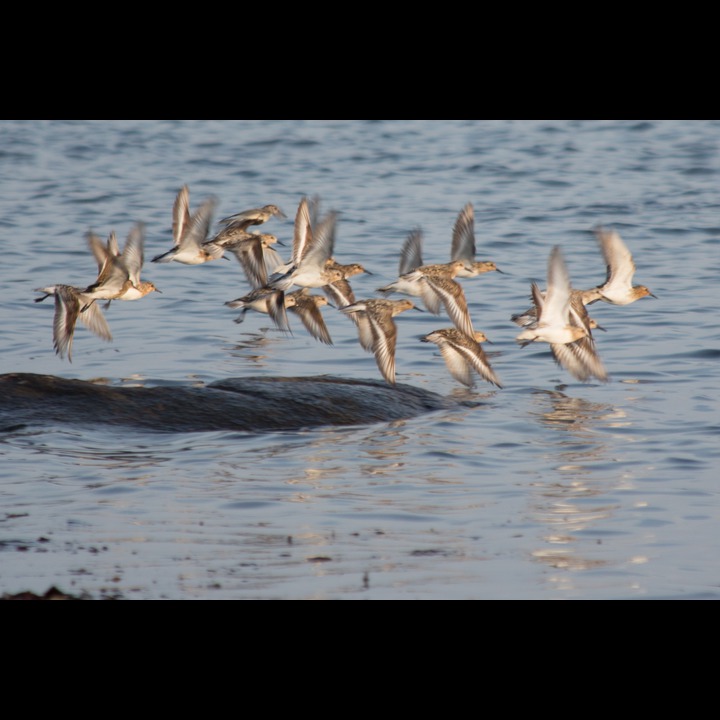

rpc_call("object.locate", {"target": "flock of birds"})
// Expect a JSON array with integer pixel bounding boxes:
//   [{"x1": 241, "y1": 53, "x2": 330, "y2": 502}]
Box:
[{"x1": 34, "y1": 185, "x2": 656, "y2": 388}]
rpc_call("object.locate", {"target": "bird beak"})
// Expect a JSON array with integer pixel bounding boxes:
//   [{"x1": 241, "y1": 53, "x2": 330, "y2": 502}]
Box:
[
  {"x1": 413, "y1": 306, "x2": 425, "y2": 312},
  {"x1": 494, "y1": 267, "x2": 507, "y2": 274}
]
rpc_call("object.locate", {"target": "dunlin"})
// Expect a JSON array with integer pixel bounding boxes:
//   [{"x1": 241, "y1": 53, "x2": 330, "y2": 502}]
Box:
[
  {"x1": 588, "y1": 226, "x2": 656, "y2": 305},
  {"x1": 377, "y1": 228, "x2": 469, "y2": 315},
  {"x1": 516, "y1": 246, "x2": 607, "y2": 382},
  {"x1": 225, "y1": 286, "x2": 292, "y2": 333},
  {"x1": 516, "y1": 247, "x2": 589, "y2": 347},
  {"x1": 341, "y1": 298, "x2": 416, "y2": 385},
  {"x1": 267, "y1": 197, "x2": 344, "y2": 290},
  {"x1": 80, "y1": 228, "x2": 139, "y2": 307},
  {"x1": 287, "y1": 288, "x2": 334, "y2": 345},
  {"x1": 96, "y1": 223, "x2": 160, "y2": 306},
  {"x1": 152, "y1": 185, "x2": 222, "y2": 264},
  {"x1": 511, "y1": 288, "x2": 605, "y2": 332},
  {"x1": 218, "y1": 204, "x2": 287, "y2": 230},
  {"x1": 210, "y1": 223, "x2": 282, "y2": 289},
  {"x1": 34, "y1": 284, "x2": 112, "y2": 362},
  {"x1": 322, "y1": 258, "x2": 370, "y2": 320},
  {"x1": 423, "y1": 274, "x2": 475, "y2": 337},
  {"x1": 450, "y1": 203, "x2": 503, "y2": 277},
  {"x1": 422, "y1": 327, "x2": 503, "y2": 388},
  {"x1": 34, "y1": 223, "x2": 156, "y2": 360}
]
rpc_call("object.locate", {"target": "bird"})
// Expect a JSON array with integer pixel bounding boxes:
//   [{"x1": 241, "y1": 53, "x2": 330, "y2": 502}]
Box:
[
  {"x1": 511, "y1": 288, "x2": 605, "y2": 332},
  {"x1": 421, "y1": 274, "x2": 476, "y2": 337},
  {"x1": 322, "y1": 258, "x2": 371, "y2": 321},
  {"x1": 34, "y1": 284, "x2": 112, "y2": 361},
  {"x1": 34, "y1": 223, "x2": 158, "y2": 361},
  {"x1": 225, "y1": 285, "x2": 333, "y2": 345},
  {"x1": 422, "y1": 327, "x2": 503, "y2": 389},
  {"x1": 376, "y1": 228, "x2": 469, "y2": 315},
  {"x1": 516, "y1": 247, "x2": 590, "y2": 347},
  {"x1": 79, "y1": 228, "x2": 140, "y2": 308},
  {"x1": 586, "y1": 226, "x2": 656, "y2": 305},
  {"x1": 209, "y1": 222, "x2": 282, "y2": 289},
  {"x1": 94, "y1": 223, "x2": 160, "y2": 307},
  {"x1": 286, "y1": 288, "x2": 334, "y2": 345},
  {"x1": 516, "y1": 245, "x2": 607, "y2": 382},
  {"x1": 217, "y1": 204, "x2": 287, "y2": 230},
  {"x1": 152, "y1": 185, "x2": 222, "y2": 264},
  {"x1": 449, "y1": 203, "x2": 503, "y2": 278},
  {"x1": 325, "y1": 258, "x2": 370, "y2": 283},
  {"x1": 341, "y1": 298, "x2": 417, "y2": 385},
  {"x1": 225, "y1": 286, "x2": 293, "y2": 333},
  {"x1": 267, "y1": 197, "x2": 344, "y2": 290},
  {"x1": 511, "y1": 226, "x2": 654, "y2": 330}
]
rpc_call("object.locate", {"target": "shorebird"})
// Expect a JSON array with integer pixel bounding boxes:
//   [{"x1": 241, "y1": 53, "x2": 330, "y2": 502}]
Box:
[
  {"x1": 422, "y1": 327, "x2": 503, "y2": 389},
  {"x1": 341, "y1": 298, "x2": 417, "y2": 385},
  {"x1": 450, "y1": 203, "x2": 503, "y2": 278},
  {"x1": 218, "y1": 204, "x2": 287, "y2": 230},
  {"x1": 322, "y1": 258, "x2": 371, "y2": 321},
  {"x1": 94, "y1": 223, "x2": 160, "y2": 307},
  {"x1": 152, "y1": 185, "x2": 222, "y2": 264},
  {"x1": 225, "y1": 286, "x2": 293, "y2": 333},
  {"x1": 511, "y1": 226, "x2": 653, "y2": 330},
  {"x1": 267, "y1": 197, "x2": 344, "y2": 290},
  {"x1": 587, "y1": 226, "x2": 656, "y2": 305},
  {"x1": 377, "y1": 228, "x2": 477, "y2": 335},
  {"x1": 34, "y1": 223, "x2": 157, "y2": 360},
  {"x1": 377, "y1": 228, "x2": 469, "y2": 314},
  {"x1": 422, "y1": 274, "x2": 475, "y2": 337},
  {"x1": 80, "y1": 229, "x2": 138, "y2": 308},
  {"x1": 225, "y1": 285, "x2": 332, "y2": 344},
  {"x1": 34, "y1": 284, "x2": 113, "y2": 361},
  {"x1": 516, "y1": 245, "x2": 607, "y2": 382},
  {"x1": 511, "y1": 289, "x2": 605, "y2": 332},
  {"x1": 209, "y1": 222, "x2": 283, "y2": 289},
  {"x1": 286, "y1": 288, "x2": 334, "y2": 345}
]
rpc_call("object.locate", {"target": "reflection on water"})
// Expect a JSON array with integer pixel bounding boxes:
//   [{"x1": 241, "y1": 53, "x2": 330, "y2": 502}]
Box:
[
  {"x1": 358, "y1": 421, "x2": 411, "y2": 478},
  {"x1": 2, "y1": 428, "x2": 168, "y2": 472},
  {"x1": 527, "y1": 389, "x2": 622, "y2": 578},
  {"x1": 225, "y1": 332, "x2": 275, "y2": 366}
]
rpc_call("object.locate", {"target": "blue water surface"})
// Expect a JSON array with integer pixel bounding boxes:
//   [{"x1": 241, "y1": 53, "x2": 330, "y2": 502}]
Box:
[{"x1": 1, "y1": 120, "x2": 718, "y2": 599}]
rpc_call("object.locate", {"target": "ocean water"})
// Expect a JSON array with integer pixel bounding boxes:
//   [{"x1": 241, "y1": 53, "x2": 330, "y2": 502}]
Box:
[{"x1": 1, "y1": 119, "x2": 719, "y2": 600}]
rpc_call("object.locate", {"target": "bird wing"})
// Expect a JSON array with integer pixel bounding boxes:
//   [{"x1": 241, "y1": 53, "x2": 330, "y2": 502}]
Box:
[{"x1": 450, "y1": 203, "x2": 475, "y2": 264}]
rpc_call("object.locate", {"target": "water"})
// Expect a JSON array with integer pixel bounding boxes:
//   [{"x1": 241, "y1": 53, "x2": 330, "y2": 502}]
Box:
[{"x1": 1, "y1": 119, "x2": 719, "y2": 599}]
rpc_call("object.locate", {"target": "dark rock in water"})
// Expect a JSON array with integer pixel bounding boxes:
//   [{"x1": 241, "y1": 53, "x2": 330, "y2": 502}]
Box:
[{"x1": 0, "y1": 373, "x2": 460, "y2": 433}]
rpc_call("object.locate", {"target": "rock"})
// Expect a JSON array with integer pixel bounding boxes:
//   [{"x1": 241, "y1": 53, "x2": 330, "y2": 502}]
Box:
[{"x1": 0, "y1": 373, "x2": 461, "y2": 433}]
